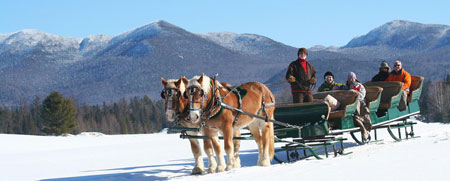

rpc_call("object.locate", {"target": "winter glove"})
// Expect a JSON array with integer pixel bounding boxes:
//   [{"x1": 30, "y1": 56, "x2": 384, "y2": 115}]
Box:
[
  {"x1": 309, "y1": 77, "x2": 317, "y2": 84},
  {"x1": 288, "y1": 75, "x2": 296, "y2": 83}
]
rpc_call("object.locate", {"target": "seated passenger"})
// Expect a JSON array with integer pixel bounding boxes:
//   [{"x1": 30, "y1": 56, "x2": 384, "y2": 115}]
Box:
[
  {"x1": 386, "y1": 60, "x2": 411, "y2": 111},
  {"x1": 371, "y1": 61, "x2": 390, "y2": 82},
  {"x1": 318, "y1": 71, "x2": 345, "y2": 92},
  {"x1": 344, "y1": 72, "x2": 366, "y2": 101},
  {"x1": 344, "y1": 72, "x2": 372, "y2": 140}
]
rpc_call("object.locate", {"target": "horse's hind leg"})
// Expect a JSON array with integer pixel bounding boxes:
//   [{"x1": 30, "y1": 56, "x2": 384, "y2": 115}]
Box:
[
  {"x1": 259, "y1": 121, "x2": 273, "y2": 166},
  {"x1": 188, "y1": 135, "x2": 205, "y2": 174},
  {"x1": 233, "y1": 130, "x2": 241, "y2": 168},
  {"x1": 223, "y1": 126, "x2": 236, "y2": 171},
  {"x1": 248, "y1": 120, "x2": 263, "y2": 166}
]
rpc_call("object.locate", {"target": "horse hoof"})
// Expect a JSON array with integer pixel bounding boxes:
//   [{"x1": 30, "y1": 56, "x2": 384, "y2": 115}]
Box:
[
  {"x1": 207, "y1": 168, "x2": 216, "y2": 174},
  {"x1": 259, "y1": 159, "x2": 271, "y2": 166},
  {"x1": 225, "y1": 165, "x2": 234, "y2": 171},
  {"x1": 217, "y1": 165, "x2": 226, "y2": 172},
  {"x1": 208, "y1": 165, "x2": 217, "y2": 174},
  {"x1": 191, "y1": 167, "x2": 204, "y2": 175},
  {"x1": 234, "y1": 158, "x2": 241, "y2": 168}
]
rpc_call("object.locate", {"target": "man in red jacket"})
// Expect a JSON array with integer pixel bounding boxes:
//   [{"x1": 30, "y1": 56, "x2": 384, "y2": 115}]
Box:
[
  {"x1": 386, "y1": 60, "x2": 411, "y2": 111},
  {"x1": 285, "y1": 48, "x2": 317, "y2": 103}
]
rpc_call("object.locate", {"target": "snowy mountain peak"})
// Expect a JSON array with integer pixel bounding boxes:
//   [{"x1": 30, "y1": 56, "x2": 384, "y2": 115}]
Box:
[
  {"x1": 198, "y1": 32, "x2": 281, "y2": 55},
  {"x1": 344, "y1": 20, "x2": 450, "y2": 50},
  {"x1": 201, "y1": 32, "x2": 273, "y2": 43},
  {"x1": 109, "y1": 20, "x2": 165, "y2": 45},
  {"x1": 1, "y1": 29, "x2": 82, "y2": 54},
  {"x1": 79, "y1": 34, "x2": 113, "y2": 54},
  {"x1": 0, "y1": 33, "x2": 12, "y2": 42},
  {"x1": 388, "y1": 20, "x2": 415, "y2": 27}
]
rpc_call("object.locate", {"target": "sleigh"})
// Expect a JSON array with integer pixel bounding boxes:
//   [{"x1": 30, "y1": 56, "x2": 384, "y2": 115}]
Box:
[
  {"x1": 166, "y1": 75, "x2": 424, "y2": 165},
  {"x1": 270, "y1": 76, "x2": 423, "y2": 162}
]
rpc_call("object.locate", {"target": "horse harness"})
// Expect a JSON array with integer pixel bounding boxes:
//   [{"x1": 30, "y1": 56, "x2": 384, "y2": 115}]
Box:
[
  {"x1": 161, "y1": 87, "x2": 181, "y2": 113},
  {"x1": 161, "y1": 87, "x2": 190, "y2": 127},
  {"x1": 186, "y1": 78, "x2": 276, "y2": 129}
]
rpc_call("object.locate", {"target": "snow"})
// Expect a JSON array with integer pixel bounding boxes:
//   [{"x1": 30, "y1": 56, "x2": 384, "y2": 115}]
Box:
[
  {"x1": 1, "y1": 29, "x2": 82, "y2": 53},
  {"x1": 1, "y1": 118, "x2": 449, "y2": 181},
  {"x1": 0, "y1": 33, "x2": 12, "y2": 42},
  {"x1": 79, "y1": 34, "x2": 112, "y2": 55},
  {"x1": 108, "y1": 20, "x2": 163, "y2": 46},
  {"x1": 199, "y1": 32, "x2": 274, "y2": 55}
]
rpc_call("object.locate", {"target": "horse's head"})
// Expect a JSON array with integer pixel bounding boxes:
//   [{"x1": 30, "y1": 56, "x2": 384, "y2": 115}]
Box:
[
  {"x1": 161, "y1": 77, "x2": 186, "y2": 122},
  {"x1": 185, "y1": 73, "x2": 213, "y2": 123}
]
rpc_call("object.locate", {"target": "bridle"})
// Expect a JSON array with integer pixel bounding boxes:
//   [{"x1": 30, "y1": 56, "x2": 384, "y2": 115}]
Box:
[
  {"x1": 185, "y1": 78, "x2": 222, "y2": 124},
  {"x1": 161, "y1": 87, "x2": 181, "y2": 113}
]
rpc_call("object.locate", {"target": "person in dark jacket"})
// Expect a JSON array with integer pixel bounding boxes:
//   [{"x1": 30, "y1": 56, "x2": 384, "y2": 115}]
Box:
[
  {"x1": 286, "y1": 48, "x2": 317, "y2": 103},
  {"x1": 318, "y1": 71, "x2": 345, "y2": 92},
  {"x1": 371, "y1": 61, "x2": 390, "y2": 82}
]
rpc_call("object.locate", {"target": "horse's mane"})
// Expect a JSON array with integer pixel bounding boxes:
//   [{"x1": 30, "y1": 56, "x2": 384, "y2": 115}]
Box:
[
  {"x1": 188, "y1": 75, "x2": 223, "y2": 94},
  {"x1": 166, "y1": 79, "x2": 186, "y2": 93}
]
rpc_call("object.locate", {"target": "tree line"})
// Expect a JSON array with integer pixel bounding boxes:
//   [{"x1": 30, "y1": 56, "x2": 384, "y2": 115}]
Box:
[
  {"x1": 0, "y1": 75, "x2": 448, "y2": 136},
  {"x1": 0, "y1": 91, "x2": 168, "y2": 135},
  {"x1": 418, "y1": 75, "x2": 450, "y2": 123}
]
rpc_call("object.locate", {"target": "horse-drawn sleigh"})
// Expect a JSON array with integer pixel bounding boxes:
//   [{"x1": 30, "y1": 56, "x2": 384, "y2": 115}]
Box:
[{"x1": 161, "y1": 73, "x2": 424, "y2": 174}]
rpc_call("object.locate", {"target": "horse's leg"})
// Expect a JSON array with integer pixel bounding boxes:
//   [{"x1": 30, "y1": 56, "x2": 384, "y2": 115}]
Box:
[
  {"x1": 223, "y1": 125, "x2": 236, "y2": 171},
  {"x1": 247, "y1": 120, "x2": 263, "y2": 166},
  {"x1": 187, "y1": 131, "x2": 205, "y2": 174},
  {"x1": 233, "y1": 130, "x2": 241, "y2": 168},
  {"x1": 202, "y1": 137, "x2": 217, "y2": 173},
  {"x1": 210, "y1": 135, "x2": 226, "y2": 172},
  {"x1": 259, "y1": 121, "x2": 273, "y2": 166}
]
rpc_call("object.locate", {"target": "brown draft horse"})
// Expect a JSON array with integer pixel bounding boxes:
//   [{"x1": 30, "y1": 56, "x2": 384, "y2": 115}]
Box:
[
  {"x1": 184, "y1": 73, "x2": 275, "y2": 170},
  {"x1": 161, "y1": 77, "x2": 240, "y2": 174}
]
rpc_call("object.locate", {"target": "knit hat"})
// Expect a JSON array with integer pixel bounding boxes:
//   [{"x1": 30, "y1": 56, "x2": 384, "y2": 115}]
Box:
[
  {"x1": 324, "y1": 71, "x2": 334, "y2": 79},
  {"x1": 380, "y1": 61, "x2": 390, "y2": 70},
  {"x1": 348, "y1": 72, "x2": 357, "y2": 79}
]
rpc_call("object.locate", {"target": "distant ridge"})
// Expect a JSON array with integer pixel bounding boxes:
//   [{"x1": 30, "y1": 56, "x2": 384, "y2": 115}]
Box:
[
  {"x1": 0, "y1": 20, "x2": 449, "y2": 105},
  {"x1": 344, "y1": 20, "x2": 450, "y2": 50}
]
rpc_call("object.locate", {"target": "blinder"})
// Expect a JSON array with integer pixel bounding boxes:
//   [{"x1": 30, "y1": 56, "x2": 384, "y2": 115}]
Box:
[
  {"x1": 161, "y1": 88, "x2": 180, "y2": 99},
  {"x1": 160, "y1": 89, "x2": 166, "y2": 99},
  {"x1": 187, "y1": 85, "x2": 204, "y2": 98},
  {"x1": 183, "y1": 91, "x2": 188, "y2": 99}
]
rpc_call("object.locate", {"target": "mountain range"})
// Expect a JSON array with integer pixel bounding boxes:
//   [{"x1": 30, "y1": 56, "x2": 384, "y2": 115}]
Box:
[{"x1": 0, "y1": 20, "x2": 449, "y2": 105}]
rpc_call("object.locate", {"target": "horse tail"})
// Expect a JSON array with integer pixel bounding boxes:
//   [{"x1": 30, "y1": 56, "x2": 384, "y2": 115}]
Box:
[{"x1": 262, "y1": 83, "x2": 276, "y2": 160}]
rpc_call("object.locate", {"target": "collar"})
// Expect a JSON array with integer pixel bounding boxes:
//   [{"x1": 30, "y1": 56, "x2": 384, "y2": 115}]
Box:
[
  {"x1": 298, "y1": 58, "x2": 307, "y2": 62},
  {"x1": 324, "y1": 81, "x2": 334, "y2": 86}
]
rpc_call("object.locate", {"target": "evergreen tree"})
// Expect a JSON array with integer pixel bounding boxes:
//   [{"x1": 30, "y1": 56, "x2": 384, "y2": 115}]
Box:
[
  {"x1": 31, "y1": 96, "x2": 42, "y2": 135},
  {"x1": 446, "y1": 74, "x2": 450, "y2": 85},
  {"x1": 40, "y1": 91, "x2": 77, "y2": 135}
]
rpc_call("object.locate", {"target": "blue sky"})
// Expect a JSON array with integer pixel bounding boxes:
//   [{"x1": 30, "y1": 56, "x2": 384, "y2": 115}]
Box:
[{"x1": 1, "y1": 0, "x2": 449, "y2": 48}]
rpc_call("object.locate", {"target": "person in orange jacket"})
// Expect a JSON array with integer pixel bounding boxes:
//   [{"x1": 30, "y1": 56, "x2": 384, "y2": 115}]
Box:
[{"x1": 386, "y1": 60, "x2": 411, "y2": 111}]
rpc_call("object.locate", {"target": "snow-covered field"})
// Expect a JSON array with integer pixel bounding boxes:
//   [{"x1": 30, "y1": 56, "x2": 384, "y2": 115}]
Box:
[{"x1": 1, "y1": 118, "x2": 449, "y2": 181}]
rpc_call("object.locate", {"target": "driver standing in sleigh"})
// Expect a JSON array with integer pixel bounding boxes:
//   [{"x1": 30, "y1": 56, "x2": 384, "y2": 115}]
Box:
[{"x1": 285, "y1": 48, "x2": 317, "y2": 103}]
